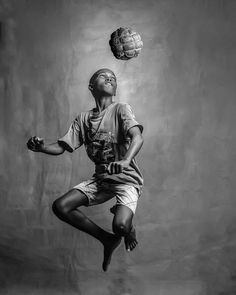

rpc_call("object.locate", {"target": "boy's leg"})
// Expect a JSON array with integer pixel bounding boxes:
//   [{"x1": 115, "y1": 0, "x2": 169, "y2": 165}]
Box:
[
  {"x1": 52, "y1": 189, "x2": 121, "y2": 271},
  {"x1": 112, "y1": 205, "x2": 138, "y2": 251}
]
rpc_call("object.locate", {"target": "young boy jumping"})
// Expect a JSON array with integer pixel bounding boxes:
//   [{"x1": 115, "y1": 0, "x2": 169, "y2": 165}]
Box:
[{"x1": 27, "y1": 68, "x2": 144, "y2": 271}]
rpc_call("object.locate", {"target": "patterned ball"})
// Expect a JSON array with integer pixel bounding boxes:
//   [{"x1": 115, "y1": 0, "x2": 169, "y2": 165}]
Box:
[{"x1": 109, "y1": 27, "x2": 143, "y2": 60}]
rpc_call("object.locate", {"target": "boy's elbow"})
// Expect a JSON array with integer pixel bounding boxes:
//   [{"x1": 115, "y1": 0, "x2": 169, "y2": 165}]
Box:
[
  {"x1": 57, "y1": 141, "x2": 72, "y2": 153},
  {"x1": 59, "y1": 147, "x2": 66, "y2": 154}
]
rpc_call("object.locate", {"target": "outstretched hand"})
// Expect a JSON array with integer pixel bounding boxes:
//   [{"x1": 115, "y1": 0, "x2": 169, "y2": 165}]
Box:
[
  {"x1": 27, "y1": 136, "x2": 44, "y2": 152},
  {"x1": 107, "y1": 160, "x2": 130, "y2": 174}
]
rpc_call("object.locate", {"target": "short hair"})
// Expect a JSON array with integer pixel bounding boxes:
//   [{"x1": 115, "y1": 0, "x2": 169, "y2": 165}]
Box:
[{"x1": 89, "y1": 68, "x2": 116, "y2": 87}]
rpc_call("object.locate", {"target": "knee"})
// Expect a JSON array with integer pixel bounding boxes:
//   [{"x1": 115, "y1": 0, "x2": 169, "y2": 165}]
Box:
[
  {"x1": 52, "y1": 199, "x2": 68, "y2": 219},
  {"x1": 113, "y1": 221, "x2": 130, "y2": 236}
]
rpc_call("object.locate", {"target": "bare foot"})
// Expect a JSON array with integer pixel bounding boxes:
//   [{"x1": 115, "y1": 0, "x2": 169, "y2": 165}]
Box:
[
  {"x1": 109, "y1": 205, "x2": 138, "y2": 252},
  {"x1": 124, "y1": 225, "x2": 138, "y2": 251},
  {"x1": 102, "y1": 234, "x2": 121, "y2": 272}
]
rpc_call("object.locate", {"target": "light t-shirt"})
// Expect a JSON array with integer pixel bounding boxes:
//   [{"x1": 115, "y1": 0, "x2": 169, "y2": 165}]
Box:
[{"x1": 58, "y1": 102, "x2": 143, "y2": 188}]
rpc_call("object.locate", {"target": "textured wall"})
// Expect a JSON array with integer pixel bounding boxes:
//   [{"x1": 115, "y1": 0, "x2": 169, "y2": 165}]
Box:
[{"x1": 1, "y1": 0, "x2": 236, "y2": 294}]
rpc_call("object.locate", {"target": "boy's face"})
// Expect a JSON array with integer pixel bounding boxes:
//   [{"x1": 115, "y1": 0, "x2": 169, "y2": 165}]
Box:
[{"x1": 89, "y1": 69, "x2": 117, "y2": 96}]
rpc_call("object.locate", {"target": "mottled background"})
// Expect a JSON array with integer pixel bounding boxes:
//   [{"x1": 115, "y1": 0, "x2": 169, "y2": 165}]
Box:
[{"x1": 1, "y1": 0, "x2": 236, "y2": 294}]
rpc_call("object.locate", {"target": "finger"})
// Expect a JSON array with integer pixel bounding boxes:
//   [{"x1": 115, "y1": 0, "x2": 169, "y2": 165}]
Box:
[
  {"x1": 27, "y1": 139, "x2": 34, "y2": 149},
  {"x1": 34, "y1": 137, "x2": 41, "y2": 144},
  {"x1": 32, "y1": 136, "x2": 44, "y2": 148},
  {"x1": 111, "y1": 163, "x2": 116, "y2": 174},
  {"x1": 35, "y1": 137, "x2": 43, "y2": 146},
  {"x1": 27, "y1": 136, "x2": 39, "y2": 150},
  {"x1": 114, "y1": 163, "x2": 119, "y2": 174},
  {"x1": 27, "y1": 141, "x2": 33, "y2": 148},
  {"x1": 31, "y1": 136, "x2": 38, "y2": 145},
  {"x1": 27, "y1": 137, "x2": 34, "y2": 144},
  {"x1": 28, "y1": 140, "x2": 36, "y2": 149},
  {"x1": 107, "y1": 163, "x2": 112, "y2": 175},
  {"x1": 27, "y1": 143, "x2": 36, "y2": 151},
  {"x1": 26, "y1": 139, "x2": 31, "y2": 148}
]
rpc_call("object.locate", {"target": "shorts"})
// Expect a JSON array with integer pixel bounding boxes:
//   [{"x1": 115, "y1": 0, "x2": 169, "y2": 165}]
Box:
[{"x1": 73, "y1": 178, "x2": 141, "y2": 214}]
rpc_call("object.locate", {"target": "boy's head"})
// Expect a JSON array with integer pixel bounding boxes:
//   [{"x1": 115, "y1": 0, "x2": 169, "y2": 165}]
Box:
[{"x1": 88, "y1": 68, "x2": 117, "y2": 97}]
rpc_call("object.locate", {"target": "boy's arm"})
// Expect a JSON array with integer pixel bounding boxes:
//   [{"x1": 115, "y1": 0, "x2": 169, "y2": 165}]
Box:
[
  {"x1": 122, "y1": 126, "x2": 143, "y2": 164},
  {"x1": 108, "y1": 126, "x2": 143, "y2": 174},
  {"x1": 27, "y1": 136, "x2": 65, "y2": 155},
  {"x1": 42, "y1": 141, "x2": 65, "y2": 155}
]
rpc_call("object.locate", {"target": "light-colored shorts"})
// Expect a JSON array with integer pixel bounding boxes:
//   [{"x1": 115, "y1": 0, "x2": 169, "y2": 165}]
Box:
[{"x1": 73, "y1": 178, "x2": 141, "y2": 214}]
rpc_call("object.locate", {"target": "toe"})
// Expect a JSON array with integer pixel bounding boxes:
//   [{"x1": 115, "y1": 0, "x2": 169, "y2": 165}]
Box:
[{"x1": 131, "y1": 241, "x2": 137, "y2": 251}]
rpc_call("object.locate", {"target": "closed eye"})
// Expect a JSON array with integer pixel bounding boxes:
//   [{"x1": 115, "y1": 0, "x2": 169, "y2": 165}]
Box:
[{"x1": 98, "y1": 74, "x2": 116, "y2": 81}]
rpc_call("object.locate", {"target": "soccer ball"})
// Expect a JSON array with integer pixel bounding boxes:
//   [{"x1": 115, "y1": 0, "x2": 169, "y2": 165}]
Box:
[{"x1": 109, "y1": 27, "x2": 143, "y2": 60}]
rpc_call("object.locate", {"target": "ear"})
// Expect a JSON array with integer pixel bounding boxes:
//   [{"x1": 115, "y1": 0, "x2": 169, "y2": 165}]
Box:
[{"x1": 88, "y1": 84, "x2": 93, "y2": 92}]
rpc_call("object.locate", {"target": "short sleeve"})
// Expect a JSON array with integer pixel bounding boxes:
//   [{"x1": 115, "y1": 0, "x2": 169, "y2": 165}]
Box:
[
  {"x1": 58, "y1": 116, "x2": 83, "y2": 153},
  {"x1": 119, "y1": 103, "x2": 143, "y2": 136}
]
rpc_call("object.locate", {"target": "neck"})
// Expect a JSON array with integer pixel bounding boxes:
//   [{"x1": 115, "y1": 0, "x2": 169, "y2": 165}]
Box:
[{"x1": 95, "y1": 96, "x2": 113, "y2": 112}]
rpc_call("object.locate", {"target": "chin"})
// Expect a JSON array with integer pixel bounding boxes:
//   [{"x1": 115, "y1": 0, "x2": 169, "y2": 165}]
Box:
[{"x1": 101, "y1": 88, "x2": 115, "y2": 96}]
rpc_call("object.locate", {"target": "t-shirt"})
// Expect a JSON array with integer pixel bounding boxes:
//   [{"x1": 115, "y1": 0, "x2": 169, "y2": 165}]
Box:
[{"x1": 58, "y1": 102, "x2": 143, "y2": 188}]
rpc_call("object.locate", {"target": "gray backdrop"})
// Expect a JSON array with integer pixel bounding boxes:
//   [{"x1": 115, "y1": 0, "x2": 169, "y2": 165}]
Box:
[{"x1": 1, "y1": 0, "x2": 236, "y2": 294}]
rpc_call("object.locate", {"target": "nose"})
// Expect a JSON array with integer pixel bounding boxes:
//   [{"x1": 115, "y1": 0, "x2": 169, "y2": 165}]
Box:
[{"x1": 105, "y1": 76, "x2": 112, "y2": 82}]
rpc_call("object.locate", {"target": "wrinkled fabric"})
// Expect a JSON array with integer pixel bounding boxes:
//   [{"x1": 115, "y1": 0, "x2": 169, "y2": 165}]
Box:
[{"x1": 58, "y1": 102, "x2": 144, "y2": 187}]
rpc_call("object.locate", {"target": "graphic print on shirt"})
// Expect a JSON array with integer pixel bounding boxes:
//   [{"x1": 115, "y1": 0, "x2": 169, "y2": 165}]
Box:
[
  {"x1": 86, "y1": 131, "x2": 117, "y2": 164},
  {"x1": 57, "y1": 102, "x2": 144, "y2": 186}
]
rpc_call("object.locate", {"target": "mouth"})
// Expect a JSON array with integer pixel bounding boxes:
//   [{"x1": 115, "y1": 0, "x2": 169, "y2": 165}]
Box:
[{"x1": 104, "y1": 83, "x2": 113, "y2": 87}]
